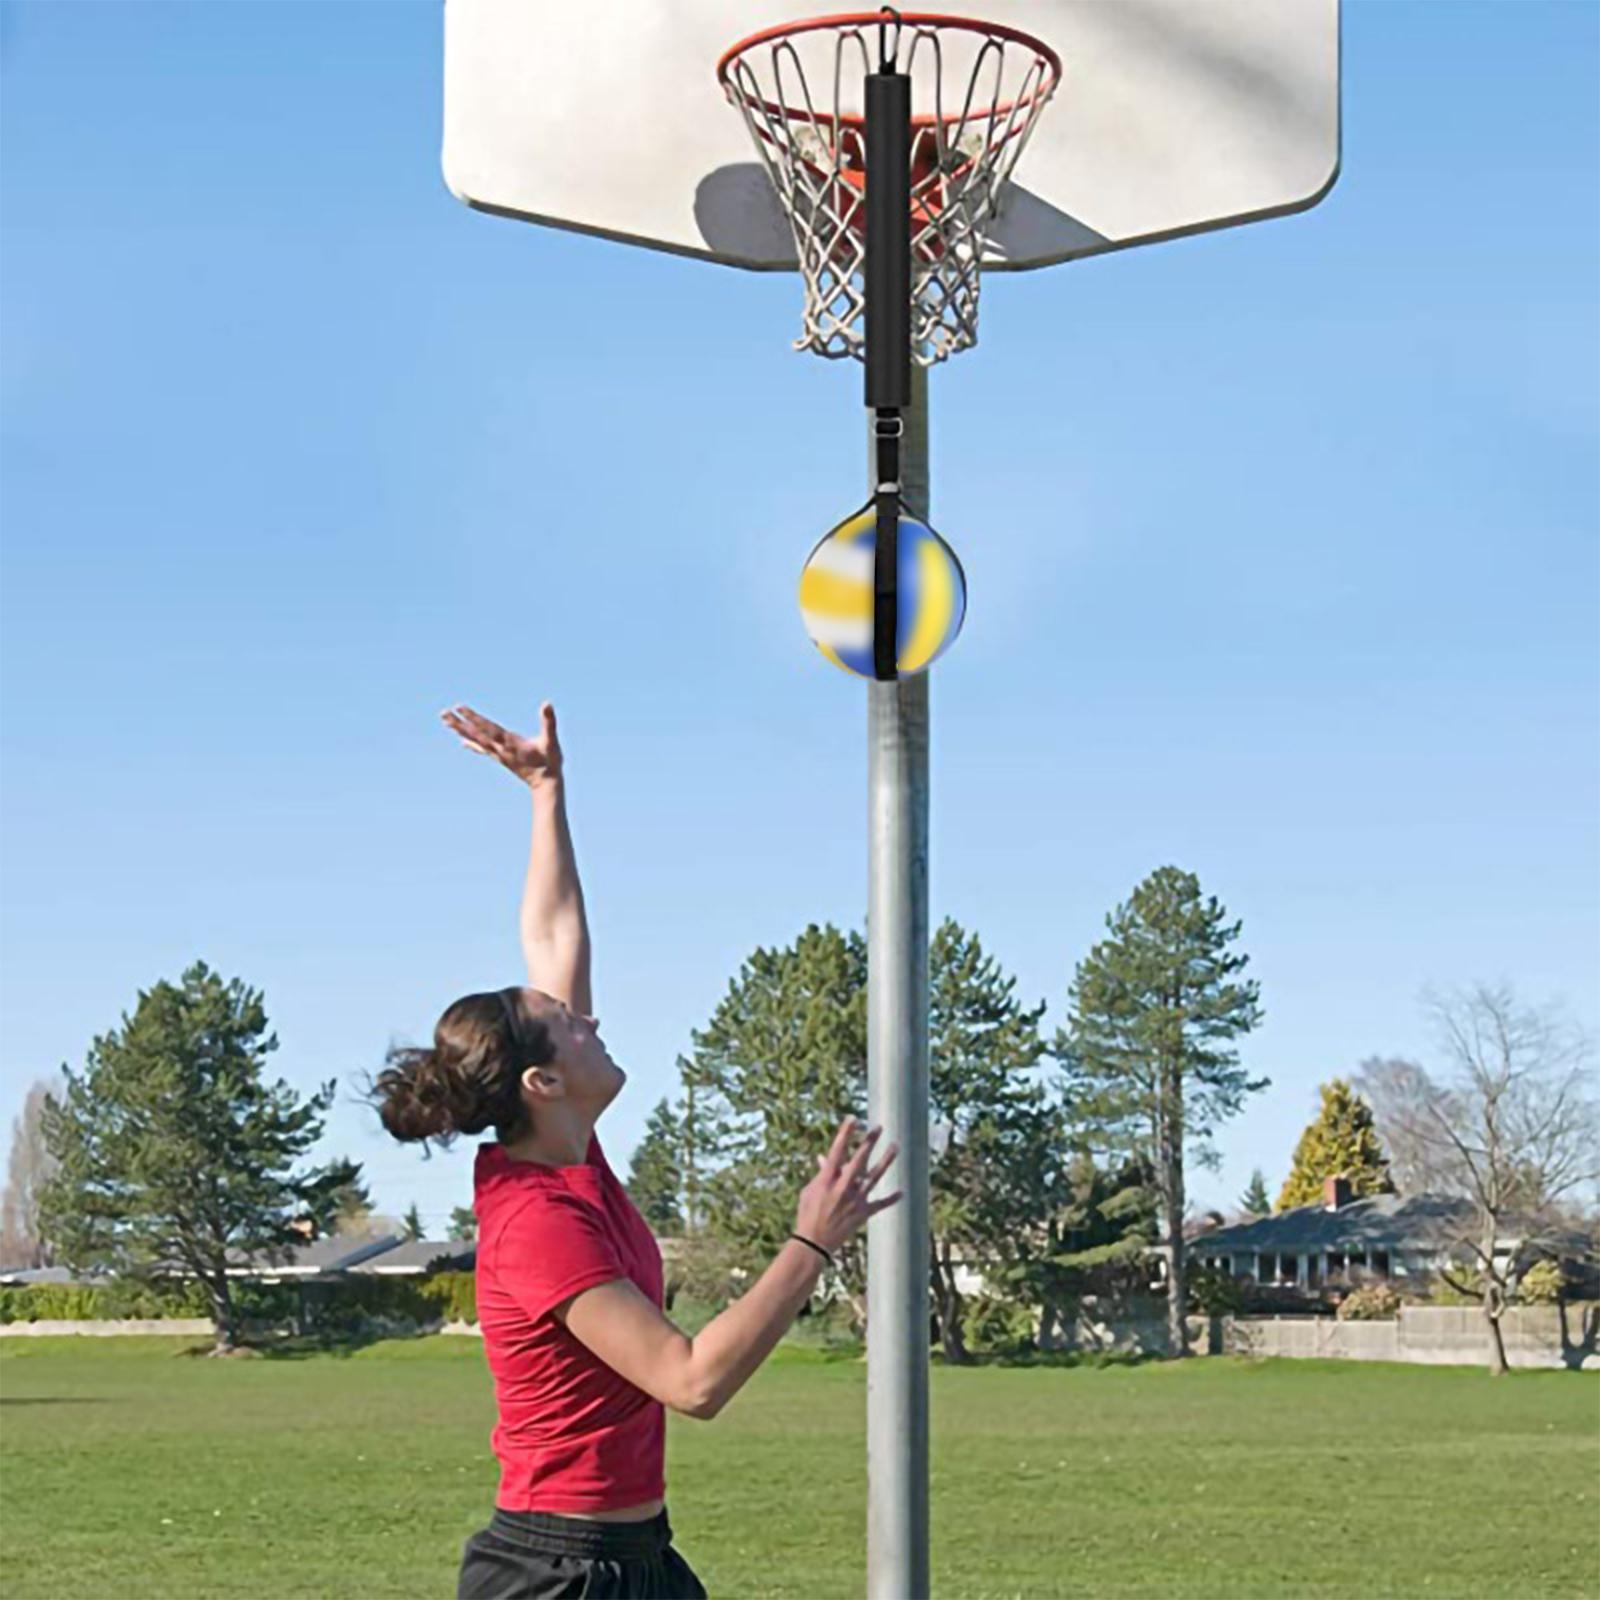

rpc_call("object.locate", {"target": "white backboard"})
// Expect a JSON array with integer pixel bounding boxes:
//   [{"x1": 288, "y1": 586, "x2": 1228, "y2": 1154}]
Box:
[{"x1": 443, "y1": 1, "x2": 1340, "y2": 272}]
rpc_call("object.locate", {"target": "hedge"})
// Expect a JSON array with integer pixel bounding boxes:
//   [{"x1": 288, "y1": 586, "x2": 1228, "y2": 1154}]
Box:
[
  {"x1": 0, "y1": 1279, "x2": 213, "y2": 1323},
  {"x1": 1, "y1": 1270, "x2": 479, "y2": 1328}
]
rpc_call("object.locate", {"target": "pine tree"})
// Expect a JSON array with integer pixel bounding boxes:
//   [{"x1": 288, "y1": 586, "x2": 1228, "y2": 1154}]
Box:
[
  {"x1": 1239, "y1": 1168, "x2": 1271, "y2": 1217},
  {"x1": 1276, "y1": 1079, "x2": 1395, "y2": 1209},
  {"x1": 38, "y1": 962, "x2": 360, "y2": 1351},
  {"x1": 927, "y1": 919, "x2": 1058, "y2": 1363},
  {"x1": 1048, "y1": 1150, "x2": 1160, "y2": 1304},
  {"x1": 627, "y1": 1099, "x2": 686, "y2": 1234},
  {"x1": 402, "y1": 1203, "x2": 425, "y2": 1242},
  {"x1": 1058, "y1": 867, "x2": 1265, "y2": 1356},
  {"x1": 447, "y1": 1205, "x2": 478, "y2": 1242},
  {"x1": 682, "y1": 924, "x2": 868, "y2": 1312}
]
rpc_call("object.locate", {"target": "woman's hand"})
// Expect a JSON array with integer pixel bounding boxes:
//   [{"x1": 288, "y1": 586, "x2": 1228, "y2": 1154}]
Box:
[
  {"x1": 795, "y1": 1115, "x2": 901, "y2": 1255},
  {"x1": 441, "y1": 702, "x2": 563, "y2": 788}
]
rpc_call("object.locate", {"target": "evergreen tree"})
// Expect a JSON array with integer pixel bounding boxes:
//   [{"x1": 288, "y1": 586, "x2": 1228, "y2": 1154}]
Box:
[
  {"x1": 1239, "y1": 1168, "x2": 1271, "y2": 1217},
  {"x1": 1046, "y1": 1150, "x2": 1160, "y2": 1315},
  {"x1": 38, "y1": 962, "x2": 360, "y2": 1351},
  {"x1": 1276, "y1": 1079, "x2": 1395, "y2": 1210},
  {"x1": 402, "y1": 1202, "x2": 425, "y2": 1242},
  {"x1": 1057, "y1": 867, "x2": 1265, "y2": 1356},
  {"x1": 448, "y1": 1205, "x2": 478, "y2": 1242},
  {"x1": 627, "y1": 1098, "x2": 686, "y2": 1234},
  {"x1": 682, "y1": 924, "x2": 868, "y2": 1313},
  {"x1": 927, "y1": 919, "x2": 1058, "y2": 1363}
]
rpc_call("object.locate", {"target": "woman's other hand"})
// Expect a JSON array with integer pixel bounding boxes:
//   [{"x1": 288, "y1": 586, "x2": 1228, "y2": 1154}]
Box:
[
  {"x1": 441, "y1": 701, "x2": 563, "y2": 788},
  {"x1": 795, "y1": 1115, "x2": 901, "y2": 1254}
]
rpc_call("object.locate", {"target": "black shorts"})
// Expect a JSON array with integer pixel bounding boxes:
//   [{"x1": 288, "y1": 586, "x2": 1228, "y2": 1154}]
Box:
[{"x1": 457, "y1": 1507, "x2": 708, "y2": 1600}]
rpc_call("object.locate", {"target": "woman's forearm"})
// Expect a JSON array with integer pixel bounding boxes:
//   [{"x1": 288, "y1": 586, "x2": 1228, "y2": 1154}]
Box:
[
  {"x1": 521, "y1": 777, "x2": 592, "y2": 1014},
  {"x1": 685, "y1": 1240, "x2": 823, "y2": 1418}
]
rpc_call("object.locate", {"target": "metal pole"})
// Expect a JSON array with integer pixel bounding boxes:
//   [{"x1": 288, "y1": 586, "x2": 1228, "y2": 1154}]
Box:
[{"x1": 866, "y1": 360, "x2": 930, "y2": 1600}]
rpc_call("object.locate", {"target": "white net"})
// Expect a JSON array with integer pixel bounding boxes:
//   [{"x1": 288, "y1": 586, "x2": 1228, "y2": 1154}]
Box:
[{"x1": 720, "y1": 14, "x2": 1060, "y2": 364}]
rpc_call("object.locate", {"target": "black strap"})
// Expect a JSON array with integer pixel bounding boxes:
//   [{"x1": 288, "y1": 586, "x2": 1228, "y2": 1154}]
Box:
[
  {"x1": 873, "y1": 487, "x2": 899, "y2": 682},
  {"x1": 872, "y1": 412, "x2": 901, "y2": 681}
]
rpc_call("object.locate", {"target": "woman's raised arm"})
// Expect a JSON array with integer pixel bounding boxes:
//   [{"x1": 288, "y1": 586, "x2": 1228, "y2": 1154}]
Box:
[{"x1": 440, "y1": 701, "x2": 593, "y2": 1015}]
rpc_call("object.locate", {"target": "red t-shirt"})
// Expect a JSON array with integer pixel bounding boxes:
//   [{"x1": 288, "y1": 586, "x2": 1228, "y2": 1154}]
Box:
[{"x1": 473, "y1": 1133, "x2": 666, "y2": 1513}]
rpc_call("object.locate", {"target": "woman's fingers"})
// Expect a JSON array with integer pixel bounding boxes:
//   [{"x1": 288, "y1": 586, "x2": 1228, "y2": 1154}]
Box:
[
  {"x1": 840, "y1": 1125, "x2": 883, "y2": 1187},
  {"x1": 865, "y1": 1192, "x2": 903, "y2": 1217},
  {"x1": 453, "y1": 706, "x2": 511, "y2": 749},
  {"x1": 863, "y1": 1142, "x2": 899, "y2": 1189},
  {"x1": 821, "y1": 1114, "x2": 858, "y2": 1175},
  {"x1": 441, "y1": 708, "x2": 492, "y2": 743}
]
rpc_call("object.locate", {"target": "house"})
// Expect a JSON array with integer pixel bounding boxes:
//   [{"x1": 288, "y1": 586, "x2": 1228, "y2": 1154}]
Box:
[
  {"x1": 1192, "y1": 1176, "x2": 1481, "y2": 1291},
  {"x1": 349, "y1": 1239, "x2": 475, "y2": 1277},
  {"x1": 0, "y1": 1265, "x2": 102, "y2": 1288},
  {"x1": 220, "y1": 1234, "x2": 407, "y2": 1280}
]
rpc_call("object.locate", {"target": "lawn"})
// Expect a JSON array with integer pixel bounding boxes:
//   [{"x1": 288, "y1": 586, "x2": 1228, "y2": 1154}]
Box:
[{"x1": 1, "y1": 1336, "x2": 1595, "y2": 1598}]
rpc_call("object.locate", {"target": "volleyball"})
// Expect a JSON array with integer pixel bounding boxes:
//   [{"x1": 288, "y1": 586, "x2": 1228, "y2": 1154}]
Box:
[{"x1": 798, "y1": 506, "x2": 967, "y2": 678}]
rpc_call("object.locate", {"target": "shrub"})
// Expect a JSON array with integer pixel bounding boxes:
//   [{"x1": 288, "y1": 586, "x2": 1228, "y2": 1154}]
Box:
[
  {"x1": 1187, "y1": 1265, "x2": 1245, "y2": 1315},
  {"x1": 1517, "y1": 1260, "x2": 1565, "y2": 1305},
  {"x1": 0, "y1": 1268, "x2": 483, "y2": 1334},
  {"x1": 964, "y1": 1294, "x2": 1037, "y2": 1356},
  {"x1": 418, "y1": 1270, "x2": 477, "y2": 1324},
  {"x1": 1429, "y1": 1264, "x2": 1483, "y2": 1305},
  {"x1": 1337, "y1": 1284, "x2": 1401, "y2": 1321},
  {"x1": 0, "y1": 1278, "x2": 212, "y2": 1324}
]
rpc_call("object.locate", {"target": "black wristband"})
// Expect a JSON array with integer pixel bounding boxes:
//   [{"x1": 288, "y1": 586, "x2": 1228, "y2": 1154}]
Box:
[{"x1": 789, "y1": 1232, "x2": 834, "y2": 1268}]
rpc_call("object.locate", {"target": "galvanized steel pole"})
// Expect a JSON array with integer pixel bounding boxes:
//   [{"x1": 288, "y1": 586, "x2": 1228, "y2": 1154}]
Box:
[{"x1": 866, "y1": 361, "x2": 930, "y2": 1600}]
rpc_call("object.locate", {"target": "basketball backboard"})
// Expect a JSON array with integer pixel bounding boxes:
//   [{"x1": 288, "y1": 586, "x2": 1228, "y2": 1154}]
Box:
[{"x1": 442, "y1": 1, "x2": 1340, "y2": 273}]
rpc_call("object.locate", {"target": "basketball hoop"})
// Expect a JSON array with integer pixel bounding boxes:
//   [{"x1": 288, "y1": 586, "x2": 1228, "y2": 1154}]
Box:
[{"x1": 718, "y1": 10, "x2": 1061, "y2": 364}]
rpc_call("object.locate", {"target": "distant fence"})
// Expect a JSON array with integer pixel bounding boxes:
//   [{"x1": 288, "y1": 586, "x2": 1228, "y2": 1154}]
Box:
[
  {"x1": 1226, "y1": 1303, "x2": 1599, "y2": 1370},
  {"x1": 1039, "y1": 1297, "x2": 1599, "y2": 1369}
]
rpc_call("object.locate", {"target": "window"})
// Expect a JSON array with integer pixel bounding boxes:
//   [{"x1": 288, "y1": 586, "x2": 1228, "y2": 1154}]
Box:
[
  {"x1": 1280, "y1": 1254, "x2": 1299, "y2": 1284},
  {"x1": 1372, "y1": 1250, "x2": 1390, "y2": 1277},
  {"x1": 1258, "y1": 1253, "x2": 1276, "y2": 1282},
  {"x1": 1327, "y1": 1250, "x2": 1346, "y2": 1279},
  {"x1": 1307, "y1": 1255, "x2": 1322, "y2": 1287}
]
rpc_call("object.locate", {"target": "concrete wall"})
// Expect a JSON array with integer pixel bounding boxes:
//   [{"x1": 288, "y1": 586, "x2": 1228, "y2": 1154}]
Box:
[
  {"x1": 1227, "y1": 1302, "x2": 1600, "y2": 1370},
  {"x1": 1041, "y1": 1297, "x2": 1213, "y2": 1357},
  {"x1": 0, "y1": 1318, "x2": 216, "y2": 1337}
]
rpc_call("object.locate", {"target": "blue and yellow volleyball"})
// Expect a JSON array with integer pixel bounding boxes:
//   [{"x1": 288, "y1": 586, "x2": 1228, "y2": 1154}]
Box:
[{"x1": 798, "y1": 507, "x2": 966, "y2": 678}]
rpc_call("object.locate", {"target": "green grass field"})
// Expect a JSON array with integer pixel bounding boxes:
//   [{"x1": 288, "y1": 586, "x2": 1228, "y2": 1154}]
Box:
[{"x1": 2, "y1": 1336, "x2": 1596, "y2": 1599}]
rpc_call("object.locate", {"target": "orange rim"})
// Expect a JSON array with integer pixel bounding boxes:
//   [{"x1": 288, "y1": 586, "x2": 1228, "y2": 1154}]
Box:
[{"x1": 716, "y1": 10, "x2": 1063, "y2": 131}]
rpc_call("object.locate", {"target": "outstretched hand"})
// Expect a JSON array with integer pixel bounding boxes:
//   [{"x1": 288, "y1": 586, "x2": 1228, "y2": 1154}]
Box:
[
  {"x1": 440, "y1": 702, "x2": 563, "y2": 787},
  {"x1": 794, "y1": 1115, "x2": 900, "y2": 1256}
]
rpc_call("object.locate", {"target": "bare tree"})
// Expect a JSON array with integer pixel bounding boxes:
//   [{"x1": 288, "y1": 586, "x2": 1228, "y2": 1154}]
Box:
[
  {"x1": 1353, "y1": 1055, "x2": 1460, "y2": 1195},
  {"x1": 1377, "y1": 984, "x2": 1597, "y2": 1374},
  {"x1": 0, "y1": 1078, "x2": 63, "y2": 1269}
]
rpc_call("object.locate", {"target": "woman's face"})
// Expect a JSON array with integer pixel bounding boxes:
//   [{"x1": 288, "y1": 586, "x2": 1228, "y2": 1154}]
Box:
[{"x1": 517, "y1": 988, "x2": 625, "y2": 1109}]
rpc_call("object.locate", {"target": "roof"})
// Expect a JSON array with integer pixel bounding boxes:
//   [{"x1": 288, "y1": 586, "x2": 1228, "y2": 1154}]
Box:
[
  {"x1": 0, "y1": 1265, "x2": 101, "y2": 1287},
  {"x1": 1197, "y1": 1194, "x2": 1475, "y2": 1253},
  {"x1": 221, "y1": 1233, "x2": 405, "y2": 1276},
  {"x1": 350, "y1": 1239, "x2": 475, "y2": 1275}
]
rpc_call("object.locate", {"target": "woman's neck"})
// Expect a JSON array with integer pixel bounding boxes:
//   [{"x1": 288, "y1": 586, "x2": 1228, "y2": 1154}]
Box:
[{"x1": 501, "y1": 1118, "x2": 592, "y2": 1169}]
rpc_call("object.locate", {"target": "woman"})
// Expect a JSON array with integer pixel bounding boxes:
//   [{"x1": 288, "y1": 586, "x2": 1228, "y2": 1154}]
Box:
[{"x1": 373, "y1": 701, "x2": 900, "y2": 1600}]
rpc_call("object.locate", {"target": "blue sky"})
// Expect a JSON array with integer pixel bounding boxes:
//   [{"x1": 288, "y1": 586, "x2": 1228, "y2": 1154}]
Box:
[{"x1": 3, "y1": 0, "x2": 1596, "y2": 1236}]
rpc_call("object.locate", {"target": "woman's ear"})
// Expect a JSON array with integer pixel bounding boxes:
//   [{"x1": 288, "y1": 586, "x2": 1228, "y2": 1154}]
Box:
[{"x1": 521, "y1": 1062, "x2": 563, "y2": 1100}]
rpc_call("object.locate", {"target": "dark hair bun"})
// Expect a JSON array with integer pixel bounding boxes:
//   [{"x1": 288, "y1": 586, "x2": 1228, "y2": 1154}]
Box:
[
  {"x1": 370, "y1": 991, "x2": 553, "y2": 1147},
  {"x1": 374, "y1": 1047, "x2": 462, "y2": 1143}
]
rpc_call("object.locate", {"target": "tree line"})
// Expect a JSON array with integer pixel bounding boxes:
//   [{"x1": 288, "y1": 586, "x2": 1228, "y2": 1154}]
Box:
[{"x1": 4, "y1": 865, "x2": 1592, "y2": 1369}]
